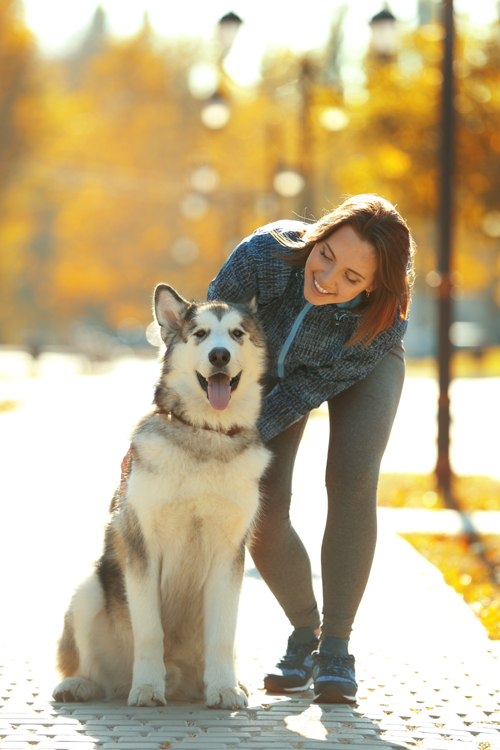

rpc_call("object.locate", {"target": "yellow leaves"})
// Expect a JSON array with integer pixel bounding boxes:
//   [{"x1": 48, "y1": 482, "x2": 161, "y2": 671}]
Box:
[
  {"x1": 378, "y1": 473, "x2": 445, "y2": 510},
  {"x1": 467, "y1": 81, "x2": 492, "y2": 104},
  {"x1": 55, "y1": 259, "x2": 113, "y2": 299},
  {"x1": 419, "y1": 24, "x2": 445, "y2": 43},
  {"x1": 377, "y1": 145, "x2": 412, "y2": 179},
  {"x1": 468, "y1": 173, "x2": 490, "y2": 193},
  {"x1": 378, "y1": 473, "x2": 500, "y2": 512},
  {"x1": 381, "y1": 473, "x2": 500, "y2": 638},
  {"x1": 455, "y1": 249, "x2": 490, "y2": 291},
  {"x1": 0, "y1": 4, "x2": 500, "y2": 341},
  {"x1": 491, "y1": 133, "x2": 500, "y2": 152},
  {"x1": 334, "y1": 155, "x2": 372, "y2": 197},
  {"x1": 421, "y1": 66, "x2": 443, "y2": 87},
  {"x1": 402, "y1": 532, "x2": 500, "y2": 640}
]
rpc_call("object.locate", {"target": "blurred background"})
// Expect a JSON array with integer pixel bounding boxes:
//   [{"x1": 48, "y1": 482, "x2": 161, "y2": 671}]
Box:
[
  {"x1": 1, "y1": 0, "x2": 500, "y2": 645},
  {"x1": 0, "y1": 0, "x2": 499, "y2": 359}
]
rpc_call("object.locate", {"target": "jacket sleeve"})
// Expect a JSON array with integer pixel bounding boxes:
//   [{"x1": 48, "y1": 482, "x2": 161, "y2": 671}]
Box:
[
  {"x1": 257, "y1": 316, "x2": 408, "y2": 443},
  {"x1": 207, "y1": 222, "x2": 302, "y2": 304},
  {"x1": 207, "y1": 236, "x2": 260, "y2": 303}
]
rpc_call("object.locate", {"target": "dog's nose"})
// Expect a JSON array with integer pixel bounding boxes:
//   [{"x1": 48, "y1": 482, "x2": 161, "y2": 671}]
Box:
[{"x1": 208, "y1": 347, "x2": 231, "y2": 367}]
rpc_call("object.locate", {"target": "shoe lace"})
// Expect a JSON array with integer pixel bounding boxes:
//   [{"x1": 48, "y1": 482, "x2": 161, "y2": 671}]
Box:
[
  {"x1": 319, "y1": 652, "x2": 355, "y2": 680},
  {"x1": 277, "y1": 638, "x2": 315, "y2": 668}
]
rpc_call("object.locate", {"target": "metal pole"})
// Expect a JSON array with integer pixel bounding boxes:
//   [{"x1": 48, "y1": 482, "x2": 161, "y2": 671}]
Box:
[
  {"x1": 436, "y1": 0, "x2": 454, "y2": 504},
  {"x1": 300, "y1": 57, "x2": 314, "y2": 219}
]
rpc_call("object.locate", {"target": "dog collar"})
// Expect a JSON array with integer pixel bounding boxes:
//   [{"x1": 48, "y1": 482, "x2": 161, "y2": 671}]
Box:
[{"x1": 154, "y1": 407, "x2": 241, "y2": 437}]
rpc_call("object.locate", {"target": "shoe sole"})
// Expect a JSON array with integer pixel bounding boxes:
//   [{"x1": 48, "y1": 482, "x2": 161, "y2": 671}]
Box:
[
  {"x1": 264, "y1": 677, "x2": 313, "y2": 693},
  {"x1": 313, "y1": 686, "x2": 357, "y2": 704}
]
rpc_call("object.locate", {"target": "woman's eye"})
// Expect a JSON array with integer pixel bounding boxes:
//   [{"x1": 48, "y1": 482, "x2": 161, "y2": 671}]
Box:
[
  {"x1": 233, "y1": 329, "x2": 244, "y2": 338},
  {"x1": 346, "y1": 276, "x2": 357, "y2": 285}
]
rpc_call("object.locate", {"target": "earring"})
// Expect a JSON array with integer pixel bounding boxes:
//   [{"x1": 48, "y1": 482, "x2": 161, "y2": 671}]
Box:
[{"x1": 366, "y1": 291, "x2": 370, "y2": 298}]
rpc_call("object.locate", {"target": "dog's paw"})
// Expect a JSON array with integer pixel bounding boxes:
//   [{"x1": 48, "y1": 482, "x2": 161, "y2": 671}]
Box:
[
  {"x1": 206, "y1": 685, "x2": 248, "y2": 710},
  {"x1": 128, "y1": 684, "x2": 167, "y2": 707},
  {"x1": 238, "y1": 680, "x2": 249, "y2": 697},
  {"x1": 52, "y1": 677, "x2": 98, "y2": 703}
]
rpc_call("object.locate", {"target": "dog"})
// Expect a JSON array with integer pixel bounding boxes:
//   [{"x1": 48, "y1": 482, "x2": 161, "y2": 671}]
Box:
[{"x1": 52, "y1": 284, "x2": 270, "y2": 709}]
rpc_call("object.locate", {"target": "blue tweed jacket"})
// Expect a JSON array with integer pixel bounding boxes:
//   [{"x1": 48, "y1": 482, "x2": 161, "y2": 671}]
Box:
[{"x1": 207, "y1": 220, "x2": 408, "y2": 442}]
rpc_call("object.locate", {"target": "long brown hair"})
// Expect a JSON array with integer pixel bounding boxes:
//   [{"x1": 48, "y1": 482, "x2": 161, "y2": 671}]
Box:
[{"x1": 271, "y1": 194, "x2": 415, "y2": 346}]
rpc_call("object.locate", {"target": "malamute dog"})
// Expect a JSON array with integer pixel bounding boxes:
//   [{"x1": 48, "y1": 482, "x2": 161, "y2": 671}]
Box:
[{"x1": 52, "y1": 284, "x2": 270, "y2": 709}]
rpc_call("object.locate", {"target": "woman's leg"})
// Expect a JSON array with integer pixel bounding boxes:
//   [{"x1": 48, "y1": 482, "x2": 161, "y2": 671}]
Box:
[
  {"x1": 322, "y1": 346, "x2": 406, "y2": 642},
  {"x1": 249, "y1": 415, "x2": 321, "y2": 631}
]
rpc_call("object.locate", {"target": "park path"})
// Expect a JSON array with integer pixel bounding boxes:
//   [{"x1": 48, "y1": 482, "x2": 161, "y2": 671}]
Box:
[{"x1": 1, "y1": 355, "x2": 499, "y2": 749}]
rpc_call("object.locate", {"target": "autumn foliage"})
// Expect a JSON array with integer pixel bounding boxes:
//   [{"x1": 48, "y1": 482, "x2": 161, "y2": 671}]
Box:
[{"x1": 0, "y1": 3, "x2": 499, "y2": 343}]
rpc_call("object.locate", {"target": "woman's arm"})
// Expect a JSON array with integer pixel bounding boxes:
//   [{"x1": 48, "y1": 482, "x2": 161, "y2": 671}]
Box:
[
  {"x1": 207, "y1": 221, "x2": 304, "y2": 304},
  {"x1": 207, "y1": 237, "x2": 260, "y2": 303},
  {"x1": 257, "y1": 316, "x2": 408, "y2": 443}
]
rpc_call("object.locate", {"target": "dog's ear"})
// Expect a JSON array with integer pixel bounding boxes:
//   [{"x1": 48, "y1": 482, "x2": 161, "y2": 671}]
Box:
[
  {"x1": 235, "y1": 288, "x2": 257, "y2": 314},
  {"x1": 154, "y1": 284, "x2": 189, "y2": 337},
  {"x1": 245, "y1": 296, "x2": 257, "y2": 314}
]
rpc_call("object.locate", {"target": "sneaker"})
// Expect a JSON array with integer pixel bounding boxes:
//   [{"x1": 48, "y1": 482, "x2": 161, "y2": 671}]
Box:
[
  {"x1": 263, "y1": 627, "x2": 319, "y2": 692},
  {"x1": 312, "y1": 645, "x2": 357, "y2": 704}
]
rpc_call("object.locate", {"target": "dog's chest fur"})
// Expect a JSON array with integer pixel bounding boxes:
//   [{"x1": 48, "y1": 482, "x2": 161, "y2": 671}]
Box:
[{"x1": 122, "y1": 415, "x2": 268, "y2": 568}]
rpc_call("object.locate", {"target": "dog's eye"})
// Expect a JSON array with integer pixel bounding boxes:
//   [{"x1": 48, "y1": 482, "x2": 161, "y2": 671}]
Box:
[
  {"x1": 194, "y1": 330, "x2": 206, "y2": 338},
  {"x1": 233, "y1": 329, "x2": 244, "y2": 338}
]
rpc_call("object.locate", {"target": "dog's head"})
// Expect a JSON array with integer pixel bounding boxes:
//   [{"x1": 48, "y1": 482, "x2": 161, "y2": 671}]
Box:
[{"x1": 153, "y1": 284, "x2": 267, "y2": 430}]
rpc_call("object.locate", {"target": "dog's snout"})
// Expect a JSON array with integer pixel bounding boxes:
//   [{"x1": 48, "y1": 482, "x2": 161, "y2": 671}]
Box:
[{"x1": 208, "y1": 347, "x2": 231, "y2": 367}]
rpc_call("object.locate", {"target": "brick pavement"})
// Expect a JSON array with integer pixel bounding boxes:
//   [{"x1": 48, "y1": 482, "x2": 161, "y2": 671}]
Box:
[
  {"x1": 1, "y1": 529, "x2": 499, "y2": 750},
  {"x1": 1, "y1": 363, "x2": 500, "y2": 749}
]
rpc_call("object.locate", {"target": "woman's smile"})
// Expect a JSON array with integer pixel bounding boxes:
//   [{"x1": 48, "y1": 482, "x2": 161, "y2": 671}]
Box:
[
  {"x1": 312, "y1": 274, "x2": 334, "y2": 297},
  {"x1": 304, "y1": 224, "x2": 377, "y2": 306}
]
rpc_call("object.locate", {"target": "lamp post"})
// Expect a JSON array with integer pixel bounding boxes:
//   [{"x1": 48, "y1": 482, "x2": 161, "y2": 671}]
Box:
[
  {"x1": 299, "y1": 57, "x2": 314, "y2": 218},
  {"x1": 436, "y1": 0, "x2": 455, "y2": 504},
  {"x1": 217, "y1": 12, "x2": 243, "y2": 58},
  {"x1": 369, "y1": 6, "x2": 397, "y2": 57}
]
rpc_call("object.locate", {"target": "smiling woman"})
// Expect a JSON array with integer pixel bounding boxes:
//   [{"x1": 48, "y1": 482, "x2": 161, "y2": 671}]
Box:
[
  {"x1": 207, "y1": 193, "x2": 415, "y2": 704},
  {"x1": 270, "y1": 194, "x2": 414, "y2": 346},
  {"x1": 303, "y1": 225, "x2": 377, "y2": 306}
]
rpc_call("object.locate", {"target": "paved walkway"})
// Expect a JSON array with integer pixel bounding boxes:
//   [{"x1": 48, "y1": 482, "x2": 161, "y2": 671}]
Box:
[
  {"x1": 2, "y1": 529, "x2": 500, "y2": 749},
  {"x1": 1, "y1": 359, "x2": 500, "y2": 749}
]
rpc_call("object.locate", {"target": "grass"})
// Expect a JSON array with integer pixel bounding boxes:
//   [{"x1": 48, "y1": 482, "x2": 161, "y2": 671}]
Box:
[
  {"x1": 378, "y1": 473, "x2": 500, "y2": 511},
  {"x1": 406, "y1": 345, "x2": 500, "y2": 379},
  {"x1": 401, "y1": 533, "x2": 500, "y2": 640},
  {"x1": 378, "y1": 472, "x2": 500, "y2": 640}
]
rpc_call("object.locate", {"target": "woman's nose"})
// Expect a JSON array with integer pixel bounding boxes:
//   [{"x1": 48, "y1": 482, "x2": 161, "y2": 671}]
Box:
[{"x1": 321, "y1": 268, "x2": 337, "y2": 288}]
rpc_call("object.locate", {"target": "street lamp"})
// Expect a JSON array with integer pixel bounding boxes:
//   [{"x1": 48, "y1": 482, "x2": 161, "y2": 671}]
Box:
[
  {"x1": 369, "y1": 6, "x2": 397, "y2": 57},
  {"x1": 217, "y1": 12, "x2": 243, "y2": 58},
  {"x1": 197, "y1": 14, "x2": 243, "y2": 129}
]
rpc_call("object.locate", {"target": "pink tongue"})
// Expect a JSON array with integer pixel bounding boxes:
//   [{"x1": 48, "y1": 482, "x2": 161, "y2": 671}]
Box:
[{"x1": 207, "y1": 373, "x2": 231, "y2": 410}]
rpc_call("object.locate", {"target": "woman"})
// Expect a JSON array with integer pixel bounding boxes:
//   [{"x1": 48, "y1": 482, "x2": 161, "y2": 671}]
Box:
[{"x1": 207, "y1": 194, "x2": 415, "y2": 704}]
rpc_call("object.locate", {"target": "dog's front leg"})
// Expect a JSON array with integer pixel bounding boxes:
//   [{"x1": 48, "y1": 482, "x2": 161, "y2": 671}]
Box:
[
  {"x1": 204, "y1": 549, "x2": 248, "y2": 710},
  {"x1": 125, "y1": 558, "x2": 166, "y2": 707}
]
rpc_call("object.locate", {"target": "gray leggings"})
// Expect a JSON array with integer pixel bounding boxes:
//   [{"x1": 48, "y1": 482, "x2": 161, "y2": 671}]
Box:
[{"x1": 249, "y1": 346, "x2": 405, "y2": 641}]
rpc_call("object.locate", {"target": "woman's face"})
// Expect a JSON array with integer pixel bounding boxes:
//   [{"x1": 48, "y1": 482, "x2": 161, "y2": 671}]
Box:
[{"x1": 303, "y1": 224, "x2": 377, "y2": 306}]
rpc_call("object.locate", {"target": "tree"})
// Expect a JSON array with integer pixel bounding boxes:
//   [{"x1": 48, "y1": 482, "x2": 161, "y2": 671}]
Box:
[
  {"x1": 0, "y1": 0, "x2": 44, "y2": 342},
  {"x1": 333, "y1": 18, "x2": 500, "y2": 303}
]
